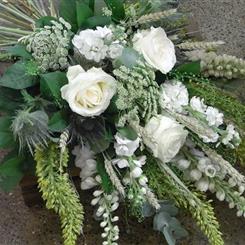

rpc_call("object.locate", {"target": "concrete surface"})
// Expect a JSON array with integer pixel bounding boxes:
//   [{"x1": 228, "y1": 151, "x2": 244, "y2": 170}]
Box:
[{"x1": 1, "y1": 0, "x2": 245, "y2": 244}]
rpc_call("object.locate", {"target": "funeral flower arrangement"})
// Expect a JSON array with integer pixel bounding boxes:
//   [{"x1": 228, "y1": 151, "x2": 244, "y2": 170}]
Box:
[{"x1": 0, "y1": 1, "x2": 245, "y2": 245}]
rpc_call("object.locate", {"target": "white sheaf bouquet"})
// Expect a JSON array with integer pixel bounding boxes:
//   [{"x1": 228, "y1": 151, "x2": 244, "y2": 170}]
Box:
[{"x1": 0, "y1": 1, "x2": 245, "y2": 245}]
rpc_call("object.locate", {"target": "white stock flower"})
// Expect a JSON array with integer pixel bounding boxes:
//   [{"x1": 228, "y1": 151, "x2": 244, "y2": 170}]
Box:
[
  {"x1": 222, "y1": 124, "x2": 240, "y2": 146},
  {"x1": 143, "y1": 115, "x2": 188, "y2": 163},
  {"x1": 114, "y1": 133, "x2": 140, "y2": 157},
  {"x1": 133, "y1": 27, "x2": 176, "y2": 74},
  {"x1": 72, "y1": 145, "x2": 98, "y2": 190},
  {"x1": 72, "y1": 29, "x2": 108, "y2": 62},
  {"x1": 61, "y1": 65, "x2": 116, "y2": 117},
  {"x1": 160, "y1": 80, "x2": 189, "y2": 113},
  {"x1": 131, "y1": 167, "x2": 143, "y2": 178},
  {"x1": 205, "y1": 106, "x2": 223, "y2": 127},
  {"x1": 112, "y1": 158, "x2": 129, "y2": 168},
  {"x1": 133, "y1": 155, "x2": 146, "y2": 167},
  {"x1": 190, "y1": 96, "x2": 207, "y2": 113},
  {"x1": 108, "y1": 42, "x2": 123, "y2": 59}
]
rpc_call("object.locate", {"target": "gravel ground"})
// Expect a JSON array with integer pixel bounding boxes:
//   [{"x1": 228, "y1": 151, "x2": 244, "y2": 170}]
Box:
[{"x1": 1, "y1": 1, "x2": 245, "y2": 244}]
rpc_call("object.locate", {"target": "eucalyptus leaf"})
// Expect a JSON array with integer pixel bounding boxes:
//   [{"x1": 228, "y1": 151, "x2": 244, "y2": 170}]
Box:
[
  {"x1": 0, "y1": 61, "x2": 38, "y2": 89},
  {"x1": 142, "y1": 202, "x2": 156, "y2": 217},
  {"x1": 114, "y1": 48, "x2": 140, "y2": 68}
]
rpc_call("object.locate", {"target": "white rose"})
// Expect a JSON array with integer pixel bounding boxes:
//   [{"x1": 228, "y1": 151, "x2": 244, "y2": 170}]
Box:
[
  {"x1": 114, "y1": 133, "x2": 140, "y2": 157},
  {"x1": 143, "y1": 115, "x2": 188, "y2": 163},
  {"x1": 61, "y1": 65, "x2": 116, "y2": 117},
  {"x1": 133, "y1": 27, "x2": 176, "y2": 74}
]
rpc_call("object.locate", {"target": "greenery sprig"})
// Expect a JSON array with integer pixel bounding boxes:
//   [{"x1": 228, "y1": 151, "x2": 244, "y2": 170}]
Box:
[{"x1": 35, "y1": 143, "x2": 84, "y2": 245}]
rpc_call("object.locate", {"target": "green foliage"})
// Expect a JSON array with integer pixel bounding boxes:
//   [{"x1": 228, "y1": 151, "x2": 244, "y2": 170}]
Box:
[
  {"x1": 0, "y1": 116, "x2": 14, "y2": 149},
  {"x1": 0, "y1": 87, "x2": 22, "y2": 113},
  {"x1": 60, "y1": 0, "x2": 95, "y2": 31},
  {"x1": 151, "y1": 202, "x2": 188, "y2": 245},
  {"x1": 40, "y1": 71, "x2": 68, "y2": 107},
  {"x1": 0, "y1": 156, "x2": 24, "y2": 192},
  {"x1": 7, "y1": 44, "x2": 32, "y2": 59},
  {"x1": 104, "y1": 0, "x2": 125, "y2": 21},
  {"x1": 96, "y1": 155, "x2": 113, "y2": 194},
  {"x1": 48, "y1": 111, "x2": 69, "y2": 132},
  {"x1": 0, "y1": 61, "x2": 38, "y2": 89},
  {"x1": 35, "y1": 16, "x2": 57, "y2": 28},
  {"x1": 82, "y1": 16, "x2": 111, "y2": 28},
  {"x1": 117, "y1": 125, "x2": 138, "y2": 140},
  {"x1": 35, "y1": 143, "x2": 84, "y2": 245},
  {"x1": 174, "y1": 61, "x2": 201, "y2": 75},
  {"x1": 76, "y1": 2, "x2": 93, "y2": 27},
  {"x1": 144, "y1": 160, "x2": 224, "y2": 245}
]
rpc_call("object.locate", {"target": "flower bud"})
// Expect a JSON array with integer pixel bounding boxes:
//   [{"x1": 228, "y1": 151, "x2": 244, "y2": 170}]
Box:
[
  {"x1": 177, "y1": 159, "x2": 191, "y2": 170},
  {"x1": 190, "y1": 169, "x2": 202, "y2": 181},
  {"x1": 131, "y1": 167, "x2": 143, "y2": 178},
  {"x1": 216, "y1": 191, "x2": 225, "y2": 201},
  {"x1": 195, "y1": 178, "x2": 209, "y2": 192}
]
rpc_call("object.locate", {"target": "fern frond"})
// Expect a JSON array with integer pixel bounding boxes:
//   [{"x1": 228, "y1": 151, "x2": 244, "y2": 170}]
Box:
[{"x1": 35, "y1": 143, "x2": 84, "y2": 245}]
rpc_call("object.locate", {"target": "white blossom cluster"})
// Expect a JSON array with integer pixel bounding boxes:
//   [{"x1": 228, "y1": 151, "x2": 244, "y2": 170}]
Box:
[
  {"x1": 20, "y1": 18, "x2": 72, "y2": 72},
  {"x1": 175, "y1": 140, "x2": 245, "y2": 217},
  {"x1": 160, "y1": 80, "x2": 240, "y2": 146},
  {"x1": 72, "y1": 145, "x2": 99, "y2": 190},
  {"x1": 72, "y1": 26, "x2": 125, "y2": 62},
  {"x1": 113, "y1": 133, "x2": 156, "y2": 209},
  {"x1": 92, "y1": 190, "x2": 120, "y2": 245}
]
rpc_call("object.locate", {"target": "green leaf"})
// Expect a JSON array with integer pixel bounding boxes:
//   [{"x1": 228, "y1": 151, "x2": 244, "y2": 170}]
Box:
[
  {"x1": 104, "y1": 0, "x2": 125, "y2": 21},
  {"x1": 0, "y1": 116, "x2": 12, "y2": 132},
  {"x1": 96, "y1": 154, "x2": 113, "y2": 194},
  {"x1": 35, "y1": 16, "x2": 57, "y2": 28},
  {"x1": 175, "y1": 61, "x2": 201, "y2": 75},
  {"x1": 7, "y1": 44, "x2": 32, "y2": 59},
  {"x1": 59, "y1": 0, "x2": 77, "y2": 32},
  {"x1": 40, "y1": 71, "x2": 68, "y2": 107},
  {"x1": 0, "y1": 87, "x2": 22, "y2": 112},
  {"x1": 0, "y1": 61, "x2": 38, "y2": 89},
  {"x1": 49, "y1": 111, "x2": 69, "y2": 132},
  {"x1": 117, "y1": 126, "x2": 138, "y2": 141},
  {"x1": 0, "y1": 156, "x2": 24, "y2": 192},
  {"x1": 83, "y1": 15, "x2": 111, "y2": 28},
  {"x1": 0, "y1": 132, "x2": 14, "y2": 149},
  {"x1": 76, "y1": 2, "x2": 93, "y2": 28}
]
